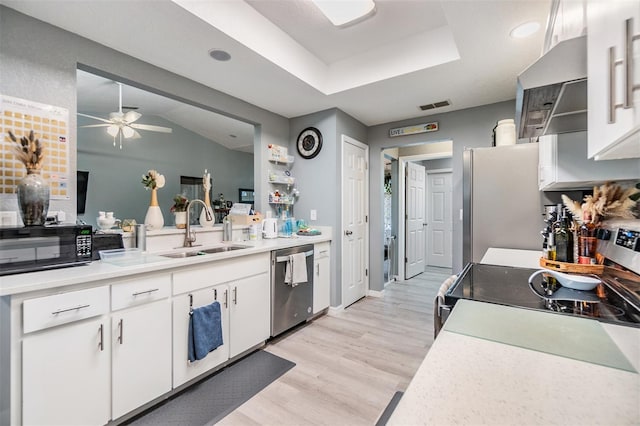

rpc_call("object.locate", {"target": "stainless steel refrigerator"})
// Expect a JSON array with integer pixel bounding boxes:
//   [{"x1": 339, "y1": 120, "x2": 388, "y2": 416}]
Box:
[{"x1": 462, "y1": 143, "x2": 545, "y2": 265}]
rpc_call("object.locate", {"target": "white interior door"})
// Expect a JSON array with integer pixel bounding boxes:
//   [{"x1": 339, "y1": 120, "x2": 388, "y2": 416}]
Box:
[
  {"x1": 342, "y1": 136, "x2": 369, "y2": 308},
  {"x1": 405, "y1": 162, "x2": 426, "y2": 279},
  {"x1": 426, "y1": 171, "x2": 452, "y2": 267}
]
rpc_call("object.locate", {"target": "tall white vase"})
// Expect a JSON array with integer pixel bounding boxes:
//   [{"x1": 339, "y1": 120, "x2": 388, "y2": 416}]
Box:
[
  {"x1": 199, "y1": 191, "x2": 215, "y2": 227},
  {"x1": 144, "y1": 188, "x2": 164, "y2": 230}
]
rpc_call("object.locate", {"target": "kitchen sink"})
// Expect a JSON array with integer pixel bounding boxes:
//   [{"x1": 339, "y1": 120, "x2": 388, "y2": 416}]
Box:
[{"x1": 161, "y1": 245, "x2": 248, "y2": 258}]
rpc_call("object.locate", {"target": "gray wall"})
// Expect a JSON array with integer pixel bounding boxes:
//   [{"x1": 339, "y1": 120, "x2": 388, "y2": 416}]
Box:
[
  {"x1": 290, "y1": 108, "x2": 367, "y2": 307},
  {"x1": 0, "y1": 6, "x2": 289, "y2": 225},
  {"x1": 78, "y1": 115, "x2": 253, "y2": 227},
  {"x1": 368, "y1": 100, "x2": 516, "y2": 285},
  {"x1": 421, "y1": 157, "x2": 453, "y2": 170}
]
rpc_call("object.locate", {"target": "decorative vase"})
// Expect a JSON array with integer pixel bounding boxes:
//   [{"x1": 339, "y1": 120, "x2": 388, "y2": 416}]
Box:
[
  {"x1": 199, "y1": 190, "x2": 215, "y2": 227},
  {"x1": 174, "y1": 211, "x2": 187, "y2": 229},
  {"x1": 17, "y1": 169, "x2": 49, "y2": 226},
  {"x1": 144, "y1": 188, "x2": 164, "y2": 230}
]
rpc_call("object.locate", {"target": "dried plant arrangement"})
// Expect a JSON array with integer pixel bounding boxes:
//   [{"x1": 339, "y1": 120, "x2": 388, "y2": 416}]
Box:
[
  {"x1": 7, "y1": 130, "x2": 45, "y2": 170},
  {"x1": 562, "y1": 181, "x2": 640, "y2": 224}
]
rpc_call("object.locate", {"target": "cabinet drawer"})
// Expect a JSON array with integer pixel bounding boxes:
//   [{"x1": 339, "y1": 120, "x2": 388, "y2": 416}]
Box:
[
  {"x1": 173, "y1": 253, "x2": 269, "y2": 295},
  {"x1": 23, "y1": 286, "x2": 109, "y2": 334},
  {"x1": 112, "y1": 274, "x2": 171, "y2": 311},
  {"x1": 314, "y1": 242, "x2": 330, "y2": 258}
]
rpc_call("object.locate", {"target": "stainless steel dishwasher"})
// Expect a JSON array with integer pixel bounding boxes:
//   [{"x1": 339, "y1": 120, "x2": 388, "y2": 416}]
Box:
[{"x1": 271, "y1": 244, "x2": 314, "y2": 337}]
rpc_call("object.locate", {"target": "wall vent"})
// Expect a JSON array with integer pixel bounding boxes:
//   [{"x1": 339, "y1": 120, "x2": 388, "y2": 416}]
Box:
[{"x1": 419, "y1": 100, "x2": 451, "y2": 111}]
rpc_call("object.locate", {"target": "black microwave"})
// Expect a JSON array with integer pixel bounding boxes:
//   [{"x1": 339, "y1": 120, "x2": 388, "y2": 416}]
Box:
[{"x1": 0, "y1": 225, "x2": 93, "y2": 276}]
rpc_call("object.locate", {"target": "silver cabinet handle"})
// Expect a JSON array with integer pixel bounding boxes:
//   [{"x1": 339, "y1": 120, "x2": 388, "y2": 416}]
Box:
[
  {"x1": 52, "y1": 304, "x2": 90, "y2": 315},
  {"x1": 316, "y1": 263, "x2": 320, "y2": 276},
  {"x1": 609, "y1": 46, "x2": 623, "y2": 123},
  {"x1": 224, "y1": 289, "x2": 228, "y2": 308},
  {"x1": 98, "y1": 324, "x2": 104, "y2": 352},
  {"x1": 132, "y1": 288, "x2": 159, "y2": 297},
  {"x1": 624, "y1": 18, "x2": 640, "y2": 108},
  {"x1": 117, "y1": 319, "x2": 123, "y2": 344},
  {"x1": 233, "y1": 287, "x2": 237, "y2": 305},
  {"x1": 345, "y1": 230, "x2": 353, "y2": 236}
]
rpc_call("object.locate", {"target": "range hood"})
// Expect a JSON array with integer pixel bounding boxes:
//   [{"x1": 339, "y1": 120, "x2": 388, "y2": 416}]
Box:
[{"x1": 515, "y1": 35, "x2": 587, "y2": 139}]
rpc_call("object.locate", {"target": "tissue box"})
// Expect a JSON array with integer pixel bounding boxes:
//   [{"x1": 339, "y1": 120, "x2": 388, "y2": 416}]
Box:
[{"x1": 229, "y1": 214, "x2": 262, "y2": 225}]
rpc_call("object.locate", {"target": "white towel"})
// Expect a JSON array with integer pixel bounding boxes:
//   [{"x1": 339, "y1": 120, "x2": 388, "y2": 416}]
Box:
[{"x1": 285, "y1": 252, "x2": 308, "y2": 287}]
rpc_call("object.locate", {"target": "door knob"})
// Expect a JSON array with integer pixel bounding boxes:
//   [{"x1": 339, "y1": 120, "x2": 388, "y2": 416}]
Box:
[{"x1": 345, "y1": 230, "x2": 353, "y2": 236}]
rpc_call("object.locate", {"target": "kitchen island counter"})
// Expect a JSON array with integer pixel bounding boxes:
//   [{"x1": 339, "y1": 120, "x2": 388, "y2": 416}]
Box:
[{"x1": 388, "y1": 299, "x2": 640, "y2": 425}]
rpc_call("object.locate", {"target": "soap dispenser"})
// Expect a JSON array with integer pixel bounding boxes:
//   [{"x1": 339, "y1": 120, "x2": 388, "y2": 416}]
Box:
[{"x1": 223, "y1": 215, "x2": 233, "y2": 241}]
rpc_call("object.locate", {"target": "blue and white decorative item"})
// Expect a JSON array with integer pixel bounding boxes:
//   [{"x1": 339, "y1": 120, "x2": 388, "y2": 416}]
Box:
[{"x1": 199, "y1": 169, "x2": 215, "y2": 227}]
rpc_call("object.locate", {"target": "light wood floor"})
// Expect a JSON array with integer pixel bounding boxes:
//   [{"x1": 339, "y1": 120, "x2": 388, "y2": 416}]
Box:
[{"x1": 218, "y1": 266, "x2": 453, "y2": 426}]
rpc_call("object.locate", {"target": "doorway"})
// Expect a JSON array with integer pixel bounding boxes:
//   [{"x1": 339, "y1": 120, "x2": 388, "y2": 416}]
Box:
[{"x1": 388, "y1": 141, "x2": 452, "y2": 281}]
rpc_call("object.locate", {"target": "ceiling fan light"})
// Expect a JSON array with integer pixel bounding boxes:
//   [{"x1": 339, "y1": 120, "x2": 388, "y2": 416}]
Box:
[
  {"x1": 106, "y1": 125, "x2": 120, "y2": 137},
  {"x1": 121, "y1": 126, "x2": 135, "y2": 138},
  {"x1": 311, "y1": 0, "x2": 375, "y2": 27}
]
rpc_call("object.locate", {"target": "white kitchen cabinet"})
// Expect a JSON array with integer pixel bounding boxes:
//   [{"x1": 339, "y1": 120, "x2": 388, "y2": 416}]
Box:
[
  {"x1": 21, "y1": 286, "x2": 110, "y2": 426},
  {"x1": 229, "y1": 272, "x2": 270, "y2": 358},
  {"x1": 173, "y1": 283, "x2": 230, "y2": 387},
  {"x1": 22, "y1": 318, "x2": 110, "y2": 426},
  {"x1": 587, "y1": 0, "x2": 640, "y2": 160},
  {"x1": 111, "y1": 299, "x2": 172, "y2": 420},
  {"x1": 110, "y1": 273, "x2": 172, "y2": 420},
  {"x1": 313, "y1": 242, "x2": 331, "y2": 314},
  {"x1": 538, "y1": 132, "x2": 640, "y2": 190}
]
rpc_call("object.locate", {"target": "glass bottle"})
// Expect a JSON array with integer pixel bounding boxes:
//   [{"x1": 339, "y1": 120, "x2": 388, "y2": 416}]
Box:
[
  {"x1": 554, "y1": 207, "x2": 574, "y2": 263},
  {"x1": 578, "y1": 211, "x2": 597, "y2": 264}
]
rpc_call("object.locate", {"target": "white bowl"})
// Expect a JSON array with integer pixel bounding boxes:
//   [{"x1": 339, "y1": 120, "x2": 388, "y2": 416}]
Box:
[{"x1": 97, "y1": 216, "x2": 117, "y2": 230}]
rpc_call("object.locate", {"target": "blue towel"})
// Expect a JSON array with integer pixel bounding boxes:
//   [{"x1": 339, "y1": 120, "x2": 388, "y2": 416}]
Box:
[{"x1": 188, "y1": 301, "x2": 223, "y2": 362}]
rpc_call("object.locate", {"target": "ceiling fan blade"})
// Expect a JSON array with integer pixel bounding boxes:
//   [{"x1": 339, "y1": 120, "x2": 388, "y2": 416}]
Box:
[
  {"x1": 80, "y1": 124, "x2": 111, "y2": 128},
  {"x1": 77, "y1": 112, "x2": 112, "y2": 123},
  {"x1": 124, "y1": 110, "x2": 142, "y2": 123},
  {"x1": 130, "y1": 123, "x2": 173, "y2": 133}
]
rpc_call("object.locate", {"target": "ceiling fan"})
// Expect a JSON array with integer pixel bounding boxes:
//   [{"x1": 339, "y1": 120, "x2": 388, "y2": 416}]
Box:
[{"x1": 78, "y1": 82, "x2": 172, "y2": 149}]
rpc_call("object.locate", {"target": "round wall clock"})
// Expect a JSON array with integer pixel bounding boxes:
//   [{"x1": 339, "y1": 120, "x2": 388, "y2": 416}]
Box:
[{"x1": 297, "y1": 127, "x2": 323, "y2": 159}]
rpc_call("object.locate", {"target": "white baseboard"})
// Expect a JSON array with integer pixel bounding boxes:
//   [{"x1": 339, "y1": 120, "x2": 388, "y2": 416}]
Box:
[
  {"x1": 328, "y1": 305, "x2": 343, "y2": 315},
  {"x1": 367, "y1": 289, "x2": 384, "y2": 298}
]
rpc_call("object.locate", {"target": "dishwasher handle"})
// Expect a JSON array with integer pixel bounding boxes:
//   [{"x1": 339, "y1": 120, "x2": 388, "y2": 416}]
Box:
[{"x1": 275, "y1": 249, "x2": 314, "y2": 263}]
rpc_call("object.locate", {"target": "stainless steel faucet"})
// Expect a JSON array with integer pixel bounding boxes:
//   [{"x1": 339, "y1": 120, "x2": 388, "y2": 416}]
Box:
[{"x1": 183, "y1": 199, "x2": 212, "y2": 247}]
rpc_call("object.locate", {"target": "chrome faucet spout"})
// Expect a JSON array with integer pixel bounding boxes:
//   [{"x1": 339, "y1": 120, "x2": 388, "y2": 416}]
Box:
[{"x1": 183, "y1": 199, "x2": 212, "y2": 247}]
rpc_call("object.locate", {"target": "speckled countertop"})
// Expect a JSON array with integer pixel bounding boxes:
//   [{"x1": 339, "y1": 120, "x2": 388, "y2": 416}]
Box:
[{"x1": 388, "y1": 299, "x2": 640, "y2": 425}]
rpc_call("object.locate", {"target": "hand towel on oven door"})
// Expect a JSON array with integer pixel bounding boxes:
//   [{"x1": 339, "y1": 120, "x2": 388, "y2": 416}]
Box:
[
  {"x1": 188, "y1": 301, "x2": 223, "y2": 362},
  {"x1": 285, "y1": 252, "x2": 308, "y2": 286}
]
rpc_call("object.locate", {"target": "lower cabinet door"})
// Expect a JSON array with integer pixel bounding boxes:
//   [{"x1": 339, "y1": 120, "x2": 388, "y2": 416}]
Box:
[
  {"x1": 112, "y1": 299, "x2": 172, "y2": 420},
  {"x1": 229, "y1": 272, "x2": 270, "y2": 358},
  {"x1": 313, "y1": 256, "x2": 331, "y2": 313},
  {"x1": 172, "y1": 284, "x2": 230, "y2": 387},
  {"x1": 22, "y1": 317, "x2": 110, "y2": 426}
]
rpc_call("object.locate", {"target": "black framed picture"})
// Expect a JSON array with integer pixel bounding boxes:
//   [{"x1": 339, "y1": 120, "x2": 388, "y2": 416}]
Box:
[{"x1": 239, "y1": 188, "x2": 254, "y2": 203}]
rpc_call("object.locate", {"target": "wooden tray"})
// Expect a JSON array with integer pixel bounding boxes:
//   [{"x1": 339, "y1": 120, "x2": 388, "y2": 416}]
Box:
[{"x1": 539, "y1": 258, "x2": 604, "y2": 274}]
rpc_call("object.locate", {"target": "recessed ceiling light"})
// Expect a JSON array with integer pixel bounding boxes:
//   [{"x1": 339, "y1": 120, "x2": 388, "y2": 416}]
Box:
[
  {"x1": 510, "y1": 21, "x2": 540, "y2": 39},
  {"x1": 209, "y1": 49, "x2": 231, "y2": 61},
  {"x1": 311, "y1": 0, "x2": 376, "y2": 27}
]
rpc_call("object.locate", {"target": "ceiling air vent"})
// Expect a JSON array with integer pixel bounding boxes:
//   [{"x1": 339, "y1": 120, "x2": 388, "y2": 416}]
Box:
[{"x1": 419, "y1": 100, "x2": 450, "y2": 111}]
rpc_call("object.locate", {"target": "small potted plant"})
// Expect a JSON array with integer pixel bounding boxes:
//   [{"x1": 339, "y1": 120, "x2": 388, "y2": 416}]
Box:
[{"x1": 170, "y1": 194, "x2": 189, "y2": 229}]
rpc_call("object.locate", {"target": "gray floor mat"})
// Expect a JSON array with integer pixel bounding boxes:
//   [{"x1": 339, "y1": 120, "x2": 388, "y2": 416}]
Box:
[{"x1": 126, "y1": 350, "x2": 295, "y2": 426}]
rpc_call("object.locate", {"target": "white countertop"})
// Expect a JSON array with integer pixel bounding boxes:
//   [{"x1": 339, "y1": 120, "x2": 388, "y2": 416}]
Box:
[
  {"x1": 0, "y1": 232, "x2": 331, "y2": 297},
  {"x1": 389, "y1": 300, "x2": 640, "y2": 425}
]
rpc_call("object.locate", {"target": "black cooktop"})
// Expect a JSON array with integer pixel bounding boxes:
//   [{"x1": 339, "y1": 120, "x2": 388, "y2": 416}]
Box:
[{"x1": 445, "y1": 263, "x2": 640, "y2": 326}]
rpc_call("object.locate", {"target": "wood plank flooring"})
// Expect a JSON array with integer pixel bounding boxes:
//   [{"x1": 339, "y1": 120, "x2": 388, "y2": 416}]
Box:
[{"x1": 217, "y1": 266, "x2": 453, "y2": 425}]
